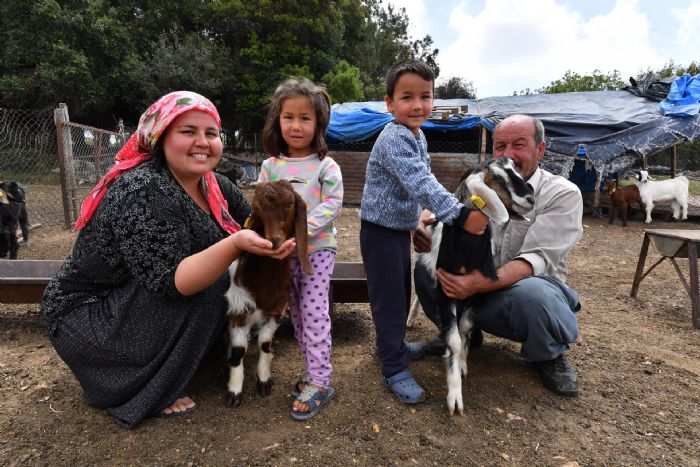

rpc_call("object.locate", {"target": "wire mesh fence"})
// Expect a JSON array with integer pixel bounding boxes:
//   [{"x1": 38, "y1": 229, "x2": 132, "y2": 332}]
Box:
[
  {"x1": 1, "y1": 108, "x2": 697, "y2": 230},
  {"x1": 55, "y1": 116, "x2": 129, "y2": 227},
  {"x1": 0, "y1": 107, "x2": 65, "y2": 228},
  {"x1": 0, "y1": 106, "x2": 59, "y2": 184}
]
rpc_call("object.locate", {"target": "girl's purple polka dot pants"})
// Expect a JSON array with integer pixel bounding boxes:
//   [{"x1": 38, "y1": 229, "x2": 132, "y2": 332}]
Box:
[{"x1": 288, "y1": 249, "x2": 335, "y2": 389}]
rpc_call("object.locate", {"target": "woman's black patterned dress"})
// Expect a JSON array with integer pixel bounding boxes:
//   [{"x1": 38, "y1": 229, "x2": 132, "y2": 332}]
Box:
[{"x1": 41, "y1": 159, "x2": 251, "y2": 429}]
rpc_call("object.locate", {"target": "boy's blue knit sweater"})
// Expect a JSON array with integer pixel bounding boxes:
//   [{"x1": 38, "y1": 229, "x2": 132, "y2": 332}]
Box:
[{"x1": 360, "y1": 121, "x2": 463, "y2": 230}]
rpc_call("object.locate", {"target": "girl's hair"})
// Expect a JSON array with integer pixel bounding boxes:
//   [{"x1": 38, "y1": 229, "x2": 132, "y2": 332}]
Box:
[{"x1": 262, "y1": 77, "x2": 332, "y2": 159}]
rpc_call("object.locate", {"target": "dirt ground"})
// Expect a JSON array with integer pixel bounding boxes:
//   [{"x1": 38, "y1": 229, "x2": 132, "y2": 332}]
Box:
[{"x1": 1, "y1": 185, "x2": 699, "y2": 466}]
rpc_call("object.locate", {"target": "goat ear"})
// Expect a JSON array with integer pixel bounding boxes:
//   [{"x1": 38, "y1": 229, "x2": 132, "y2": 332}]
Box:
[
  {"x1": 293, "y1": 191, "x2": 314, "y2": 275},
  {"x1": 466, "y1": 174, "x2": 509, "y2": 224},
  {"x1": 247, "y1": 212, "x2": 264, "y2": 235}
]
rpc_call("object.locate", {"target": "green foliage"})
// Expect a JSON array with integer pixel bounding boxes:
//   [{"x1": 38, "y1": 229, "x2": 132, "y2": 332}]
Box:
[
  {"x1": 436, "y1": 77, "x2": 476, "y2": 99},
  {"x1": 0, "y1": 0, "x2": 439, "y2": 133},
  {"x1": 637, "y1": 60, "x2": 700, "y2": 80},
  {"x1": 322, "y1": 61, "x2": 364, "y2": 104},
  {"x1": 127, "y1": 32, "x2": 231, "y2": 107},
  {"x1": 537, "y1": 69, "x2": 626, "y2": 94}
]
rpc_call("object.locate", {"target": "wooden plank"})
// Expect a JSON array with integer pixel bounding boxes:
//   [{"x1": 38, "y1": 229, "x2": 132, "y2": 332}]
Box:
[
  {"x1": 0, "y1": 260, "x2": 368, "y2": 305},
  {"x1": 329, "y1": 151, "x2": 480, "y2": 205}
]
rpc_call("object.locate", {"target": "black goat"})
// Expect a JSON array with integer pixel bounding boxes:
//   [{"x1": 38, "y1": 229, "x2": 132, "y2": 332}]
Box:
[
  {"x1": 416, "y1": 158, "x2": 534, "y2": 415},
  {"x1": 0, "y1": 181, "x2": 30, "y2": 259}
]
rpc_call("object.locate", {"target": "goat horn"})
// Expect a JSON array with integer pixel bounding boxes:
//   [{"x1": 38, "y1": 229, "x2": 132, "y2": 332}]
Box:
[{"x1": 466, "y1": 174, "x2": 509, "y2": 224}]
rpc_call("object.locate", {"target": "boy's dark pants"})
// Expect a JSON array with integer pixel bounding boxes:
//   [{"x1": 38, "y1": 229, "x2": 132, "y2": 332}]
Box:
[{"x1": 360, "y1": 220, "x2": 412, "y2": 378}]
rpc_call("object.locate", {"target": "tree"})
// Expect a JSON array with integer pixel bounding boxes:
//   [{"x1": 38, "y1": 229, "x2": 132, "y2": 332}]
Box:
[
  {"x1": 0, "y1": 0, "x2": 441, "y2": 130},
  {"x1": 537, "y1": 69, "x2": 625, "y2": 94},
  {"x1": 322, "y1": 61, "x2": 363, "y2": 104},
  {"x1": 436, "y1": 77, "x2": 476, "y2": 99},
  {"x1": 634, "y1": 60, "x2": 700, "y2": 84}
]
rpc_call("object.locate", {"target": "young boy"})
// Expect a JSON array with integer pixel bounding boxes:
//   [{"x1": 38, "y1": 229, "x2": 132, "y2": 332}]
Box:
[{"x1": 359, "y1": 59, "x2": 488, "y2": 404}]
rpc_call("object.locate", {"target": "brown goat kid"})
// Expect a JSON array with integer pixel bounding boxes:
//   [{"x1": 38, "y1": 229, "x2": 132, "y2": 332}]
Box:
[
  {"x1": 605, "y1": 179, "x2": 644, "y2": 227},
  {"x1": 224, "y1": 180, "x2": 312, "y2": 408}
]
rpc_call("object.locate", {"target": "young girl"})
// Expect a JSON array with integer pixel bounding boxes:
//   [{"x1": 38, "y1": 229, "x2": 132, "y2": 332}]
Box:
[{"x1": 259, "y1": 77, "x2": 343, "y2": 420}]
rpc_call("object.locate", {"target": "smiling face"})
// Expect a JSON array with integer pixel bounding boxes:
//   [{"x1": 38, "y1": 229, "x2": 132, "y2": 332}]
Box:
[
  {"x1": 492, "y1": 115, "x2": 545, "y2": 180},
  {"x1": 385, "y1": 72, "x2": 434, "y2": 135},
  {"x1": 279, "y1": 96, "x2": 317, "y2": 157},
  {"x1": 161, "y1": 110, "x2": 222, "y2": 184}
]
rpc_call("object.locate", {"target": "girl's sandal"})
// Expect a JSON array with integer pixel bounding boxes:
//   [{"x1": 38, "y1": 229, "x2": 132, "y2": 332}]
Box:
[
  {"x1": 290, "y1": 372, "x2": 310, "y2": 398},
  {"x1": 290, "y1": 385, "x2": 335, "y2": 421}
]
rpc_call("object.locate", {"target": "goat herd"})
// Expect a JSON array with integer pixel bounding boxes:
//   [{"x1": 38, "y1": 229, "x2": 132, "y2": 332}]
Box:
[
  {"x1": 604, "y1": 170, "x2": 689, "y2": 227},
  {"x1": 0, "y1": 180, "x2": 30, "y2": 259}
]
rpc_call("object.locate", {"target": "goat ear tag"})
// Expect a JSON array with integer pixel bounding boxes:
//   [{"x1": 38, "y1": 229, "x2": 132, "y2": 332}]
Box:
[
  {"x1": 243, "y1": 216, "x2": 252, "y2": 228},
  {"x1": 470, "y1": 194, "x2": 486, "y2": 210}
]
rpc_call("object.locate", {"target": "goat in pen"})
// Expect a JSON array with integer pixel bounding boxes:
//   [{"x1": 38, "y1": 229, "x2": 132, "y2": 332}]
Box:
[
  {"x1": 635, "y1": 170, "x2": 688, "y2": 223},
  {"x1": 604, "y1": 178, "x2": 644, "y2": 227},
  {"x1": 224, "y1": 180, "x2": 313, "y2": 407},
  {"x1": 415, "y1": 158, "x2": 535, "y2": 415}
]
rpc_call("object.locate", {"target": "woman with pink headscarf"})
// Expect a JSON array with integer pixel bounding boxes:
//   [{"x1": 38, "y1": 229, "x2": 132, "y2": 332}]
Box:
[{"x1": 41, "y1": 91, "x2": 295, "y2": 429}]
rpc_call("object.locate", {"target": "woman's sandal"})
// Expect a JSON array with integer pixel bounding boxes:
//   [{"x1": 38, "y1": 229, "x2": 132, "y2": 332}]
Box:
[
  {"x1": 382, "y1": 370, "x2": 426, "y2": 404},
  {"x1": 290, "y1": 385, "x2": 335, "y2": 421},
  {"x1": 290, "y1": 372, "x2": 311, "y2": 398}
]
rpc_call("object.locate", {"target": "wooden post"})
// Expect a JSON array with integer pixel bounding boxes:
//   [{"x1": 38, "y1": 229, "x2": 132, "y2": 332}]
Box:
[
  {"x1": 479, "y1": 126, "x2": 487, "y2": 164},
  {"x1": 688, "y1": 241, "x2": 700, "y2": 329},
  {"x1": 54, "y1": 104, "x2": 76, "y2": 229},
  {"x1": 630, "y1": 233, "x2": 651, "y2": 298},
  {"x1": 593, "y1": 170, "x2": 602, "y2": 208}
]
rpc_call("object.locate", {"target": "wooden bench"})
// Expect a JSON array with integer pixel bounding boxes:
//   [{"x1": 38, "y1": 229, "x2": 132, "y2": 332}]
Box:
[{"x1": 0, "y1": 260, "x2": 369, "y2": 306}]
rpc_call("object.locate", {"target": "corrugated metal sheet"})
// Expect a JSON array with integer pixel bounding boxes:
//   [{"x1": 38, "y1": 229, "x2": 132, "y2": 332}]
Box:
[{"x1": 330, "y1": 151, "x2": 482, "y2": 205}]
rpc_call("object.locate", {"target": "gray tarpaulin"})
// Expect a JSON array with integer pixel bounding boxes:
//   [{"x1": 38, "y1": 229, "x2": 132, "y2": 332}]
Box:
[{"x1": 329, "y1": 91, "x2": 700, "y2": 181}]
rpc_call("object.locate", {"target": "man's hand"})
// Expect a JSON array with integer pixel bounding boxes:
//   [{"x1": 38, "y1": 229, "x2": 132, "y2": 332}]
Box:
[
  {"x1": 463, "y1": 209, "x2": 489, "y2": 235},
  {"x1": 435, "y1": 268, "x2": 491, "y2": 300},
  {"x1": 412, "y1": 210, "x2": 437, "y2": 253}
]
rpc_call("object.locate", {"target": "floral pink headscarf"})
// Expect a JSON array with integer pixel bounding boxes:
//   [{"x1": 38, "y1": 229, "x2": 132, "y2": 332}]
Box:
[{"x1": 74, "y1": 91, "x2": 240, "y2": 234}]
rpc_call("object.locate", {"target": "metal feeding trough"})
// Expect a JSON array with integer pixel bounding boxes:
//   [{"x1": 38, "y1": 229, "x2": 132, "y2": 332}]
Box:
[{"x1": 0, "y1": 260, "x2": 63, "y2": 303}]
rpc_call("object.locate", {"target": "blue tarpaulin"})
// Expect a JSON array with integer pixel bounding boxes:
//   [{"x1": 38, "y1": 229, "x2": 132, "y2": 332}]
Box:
[
  {"x1": 659, "y1": 73, "x2": 700, "y2": 117},
  {"x1": 328, "y1": 90, "x2": 700, "y2": 180}
]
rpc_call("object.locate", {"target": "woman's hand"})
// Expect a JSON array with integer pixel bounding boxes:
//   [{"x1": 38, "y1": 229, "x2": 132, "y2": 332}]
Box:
[
  {"x1": 232, "y1": 229, "x2": 296, "y2": 259},
  {"x1": 412, "y1": 210, "x2": 437, "y2": 253}
]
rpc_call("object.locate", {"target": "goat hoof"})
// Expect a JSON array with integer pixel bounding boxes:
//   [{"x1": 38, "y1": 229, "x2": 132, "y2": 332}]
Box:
[
  {"x1": 257, "y1": 379, "x2": 273, "y2": 396},
  {"x1": 446, "y1": 393, "x2": 463, "y2": 417},
  {"x1": 226, "y1": 392, "x2": 243, "y2": 408}
]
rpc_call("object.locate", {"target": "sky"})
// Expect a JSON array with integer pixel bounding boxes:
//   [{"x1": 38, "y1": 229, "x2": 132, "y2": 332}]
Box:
[{"x1": 386, "y1": 0, "x2": 700, "y2": 98}]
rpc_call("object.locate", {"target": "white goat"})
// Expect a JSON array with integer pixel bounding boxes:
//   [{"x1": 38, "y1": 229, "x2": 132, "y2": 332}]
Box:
[{"x1": 635, "y1": 170, "x2": 689, "y2": 223}]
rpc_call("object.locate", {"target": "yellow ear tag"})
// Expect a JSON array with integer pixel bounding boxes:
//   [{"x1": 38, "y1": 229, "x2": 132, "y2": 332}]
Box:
[
  {"x1": 611, "y1": 187, "x2": 616, "y2": 194},
  {"x1": 243, "y1": 216, "x2": 252, "y2": 228},
  {"x1": 470, "y1": 194, "x2": 486, "y2": 210}
]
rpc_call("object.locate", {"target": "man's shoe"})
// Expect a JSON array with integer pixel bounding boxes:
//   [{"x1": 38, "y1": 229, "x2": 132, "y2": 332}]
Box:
[
  {"x1": 534, "y1": 354, "x2": 579, "y2": 397},
  {"x1": 421, "y1": 329, "x2": 483, "y2": 357}
]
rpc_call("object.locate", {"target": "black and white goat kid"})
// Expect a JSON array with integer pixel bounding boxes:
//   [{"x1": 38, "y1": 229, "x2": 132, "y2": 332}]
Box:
[
  {"x1": 0, "y1": 181, "x2": 30, "y2": 259},
  {"x1": 416, "y1": 158, "x2": 534, "y2": 415}
]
